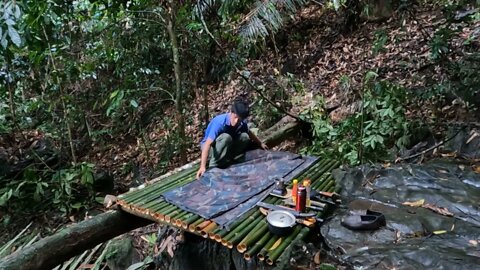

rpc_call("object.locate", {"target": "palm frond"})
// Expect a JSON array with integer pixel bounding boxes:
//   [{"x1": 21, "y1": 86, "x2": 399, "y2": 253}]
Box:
[
  {"x1": 239, "y1": 0, "x2": 307, "y2": 43},
  {"x1": 194, "y1": 0, "x2": 307, "y2": 44}
]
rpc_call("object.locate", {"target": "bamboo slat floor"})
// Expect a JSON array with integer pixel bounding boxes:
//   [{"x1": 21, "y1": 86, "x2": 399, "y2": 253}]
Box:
[{"x1": 117, "y1": 157, "x2": 341, "y2": 265}]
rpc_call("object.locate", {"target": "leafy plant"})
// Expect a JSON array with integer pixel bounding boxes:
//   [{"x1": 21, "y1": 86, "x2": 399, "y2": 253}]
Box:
[
  {"x1": 0, "y1": 1, "x2": 23, "y2": 48},
  {"x1": 430, "y1": 27, "x2": 455, "y2": 60},
  {"x1": 0, "y1": 162, "x2": 96, "y2": 215},
  {"x1": 302, "y1": 74, "x2": 411, "y2": 165},
  {"x1": 372, "y1": 28, "x2": 388, "y2": 55}
]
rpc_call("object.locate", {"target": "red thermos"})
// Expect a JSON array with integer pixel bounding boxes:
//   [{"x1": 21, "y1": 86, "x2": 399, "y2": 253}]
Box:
[{"x1": 295, "y1": 186, "x2": 307, "y2": 212}]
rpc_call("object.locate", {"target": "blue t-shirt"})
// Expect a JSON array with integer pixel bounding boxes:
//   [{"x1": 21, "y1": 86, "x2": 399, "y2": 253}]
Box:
[{"x1": 200, "y1": 113, "x2": 249, "y2": 148}]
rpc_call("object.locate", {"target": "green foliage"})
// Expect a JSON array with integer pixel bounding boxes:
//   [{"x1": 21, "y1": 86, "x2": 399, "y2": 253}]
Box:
[
  {"x1": 430, "y1": 27, "x2": 455, "y2": 60},
  {"x1": 194, "y1": 0, "x2": 308, "y2": 46},
  {"x1": 0, "y1": 1, "x2": 23, "y2": 48},
  {"x1": 372, "y1": 28, "x2": 388, "y2": 55},
  {"x1": 0, "y1": 162, "x2": 96, "y2": 215},
  {"x1": 302, "y1": 74, "x2": 411, "y2": 165}
]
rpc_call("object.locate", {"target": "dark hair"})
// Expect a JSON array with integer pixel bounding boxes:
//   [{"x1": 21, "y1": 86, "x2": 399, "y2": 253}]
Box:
[{"x1": 231, "y1": 100, "x2": 249, "y2": 119}]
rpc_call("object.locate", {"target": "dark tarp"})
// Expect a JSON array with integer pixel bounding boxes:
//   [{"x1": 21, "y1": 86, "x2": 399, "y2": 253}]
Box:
[
  {"x1": 162, "y1": 150, "x2": 316, "y2": 228},
  {"x1": 322, "y1": 160, "x2": 480, "y2": 270}
]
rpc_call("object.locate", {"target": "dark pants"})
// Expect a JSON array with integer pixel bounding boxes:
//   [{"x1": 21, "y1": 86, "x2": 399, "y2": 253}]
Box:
[{"x1": 209, "y1": 133, "x2": 250, "y2": 168}]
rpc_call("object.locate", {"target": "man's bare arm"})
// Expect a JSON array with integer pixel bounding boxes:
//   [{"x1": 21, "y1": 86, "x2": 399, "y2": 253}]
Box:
[
  {"x1": 196, "y1": 138, "x2": 213, "y2": 179},
  {"x1": 248, "y1": 131, "x2": 268, "y2": 150}
]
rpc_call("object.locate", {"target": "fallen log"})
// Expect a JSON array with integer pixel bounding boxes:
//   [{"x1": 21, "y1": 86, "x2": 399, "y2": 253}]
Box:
[
  {"x1": 0, "y1": 211, "x2": 151, "y2": 270},
  {"x1": 0, "y1": 118, "x2": 304, "y2": 270}
]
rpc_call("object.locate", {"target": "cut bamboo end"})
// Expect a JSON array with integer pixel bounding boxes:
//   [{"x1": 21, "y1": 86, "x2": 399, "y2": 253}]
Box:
[
  {"x1": 221, "y1": 239, "x2": 228, "y2": 246},
  {"x1": 227, "y1": 242, "x2": 233, "y2": 249},
  {"x1": 188, "y1": 225, "x2": 196, "y2": 232},
  {"x1": 214, "y1": 235, "x2": 223, "y2": 242},
  {"x1": 208, "y1": 232, "x2": 216, "y2": 240},
  {"x1": 165, "y1": 215, "x2": 172, "y2": 223},
  {"x1": 258, "y1": 253, "x2": 267, "y2": 261},
  {"x1": 200, "y1": 222, "x2": 217, "y2": 235},
  {"x1": 244, "y1": 253, "x2": 252, "y2": 261},
  {"x1": 195, "y1": 220, "x2": 211, "y2": 232},
  {"x1": 181, "y1": 222, "x2": 188, "y2": 230},
  {"x1": 154, "y1": 212, "x2": 165, "y2": 221},
  {"x1": 237, "y1": 244, "x2": 247, "y2": 253},
  {"x1": 175, "y1": 219, "x2": 183, "y2": 227},
  {"x1": 266, "y1": 258, "x2": 274, "y2": 265},
  {"x1": 200, "y1": 231, "x2": 209, "y2": 238},
  {"x1": 117, "y1": 200, "x2": 127, "y2": 207}
]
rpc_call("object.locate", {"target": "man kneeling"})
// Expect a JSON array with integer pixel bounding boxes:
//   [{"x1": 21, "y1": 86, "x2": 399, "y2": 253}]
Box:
[{"x1": 196, "y1": 100, "x2": 268, "y2": 179}]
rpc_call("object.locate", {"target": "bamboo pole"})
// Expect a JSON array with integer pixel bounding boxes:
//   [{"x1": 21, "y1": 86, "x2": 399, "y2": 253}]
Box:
[
  {"x1": 220, "y1": 211, "x2": 262, "y2": 246},
  {"x1": 182, "y1": 214, "x2": 200, "y2": 229},
  {"x1": 200, "y1": 223, "x2": 218, "y2": 238},
  {"x1": 308, "y1": 160, "x2": 337, "y2": 188},
  {"x1": 119, "y1": 163, "x2": 198, "y2": 198},
  {"x1": 188, "y1": 219, "x2": 205, "y2": 232},
  {"x1": 243, "y1": 231, "x2": 272, "y2": 260},
  {"x1": 266, "y1": 226, "x2": 309, "y2": 265},
  {"x1": 169, "y1": 210, "x2": 187, "y2": 225},
  {"x1": 121, "y1": 171, "x2": 193, "y2": 202},
  {"x1": 120, "y1": 166, "x2": 197, "y2": 200},
  {"x1": 236, "y1": 220, "x2": 268, "y2": 253},
  {"x1": 125, "y1": 173, "x2": 196, "y2": 204},
  {"x1": 194, "y1": 220, "x2": 211, "y2": 232},
  {"x1": 315, "y1": 178, "x2": 334, "y2": 192},
  {"x1": 296, "y1": 158, "x2": 327, "y2": 180},
  {"x1": 208, "y1": 227, "x2": 222, "y2": 240},
  {"x1": 286, "y1": 159, "x2": 325, "y2": 188},
  {"x1": 224, "y1": 217, "x2": 263, "y2": 249},
  {"x1": 257, "y1": 235, "x2": 280, "y2": 261},
  {"x1": 264, "y1": 226, "x2": 302, "y2": 264}
]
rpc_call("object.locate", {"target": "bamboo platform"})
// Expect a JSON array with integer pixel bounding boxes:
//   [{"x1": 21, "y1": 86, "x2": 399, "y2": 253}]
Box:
[{"x1": 117, "y1": 158, "x2": 341, "y2": 266}]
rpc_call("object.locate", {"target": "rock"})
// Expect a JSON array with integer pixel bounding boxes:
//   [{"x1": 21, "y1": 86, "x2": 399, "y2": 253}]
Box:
[{"x1": 105, "y1": 236, "x2": 142, "y2": 270}]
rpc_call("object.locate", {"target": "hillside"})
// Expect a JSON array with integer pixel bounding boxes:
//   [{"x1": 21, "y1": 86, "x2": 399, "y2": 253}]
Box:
[{"x1": 1, "y1": 1, "x2": 480, "y2": 267}]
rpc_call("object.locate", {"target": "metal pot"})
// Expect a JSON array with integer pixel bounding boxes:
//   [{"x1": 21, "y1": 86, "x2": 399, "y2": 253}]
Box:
[{"x1": 266, "y1": 210, "x2": 296, "y2": 236}]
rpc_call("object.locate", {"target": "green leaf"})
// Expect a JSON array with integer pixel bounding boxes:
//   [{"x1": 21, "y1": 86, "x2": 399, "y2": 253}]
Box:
[
  {"x1": 364, "y1": 71, "x2": 378, "y2": 83},
  {"x1": 0, "y1": 189, "x2": 13, "y2": 206},
  {"x1": 7, "y1": 26, "x2": 21, "y2": 47},
  {"x1": 5, "y1": 19, "x2": 15, "y2": 26},
  {"x1": 70, "y1": 202, "x2": 83, "y2": 209},
  {"x1": 130, "y1": 99, "x2": 138, "y2": 108},
  {"x1": 65, "y1": 172, "x2": 76, "y2": 182},
  {"x1": 110, "y1": 90, "x2": 119, "y2": 99},
  {"x1": 332, "y1": 0, "x2": 341, "y2": 10},
  {"x1": 2, "y1": 33, "x2": 9, "y2": 48},
  {"x1": 14, "y1": 5, "x2": 21, "y2": 19}
]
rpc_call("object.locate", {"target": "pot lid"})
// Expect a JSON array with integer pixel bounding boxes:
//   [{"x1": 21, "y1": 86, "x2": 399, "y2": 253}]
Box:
[{"x1": 267, "y1": 210, "x2": 296, "y2": 228}]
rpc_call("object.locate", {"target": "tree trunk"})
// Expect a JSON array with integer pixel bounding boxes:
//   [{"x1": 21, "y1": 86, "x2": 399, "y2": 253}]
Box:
[
  {"x1": 166, "y1": 2, "x2": 187, "y2": 164},
  {"x1": 0, "y1": 211, "x2": 152, "y2": 270},
  {"x1": 344, "y1": 0, "x2": 362, "y2": 33}
]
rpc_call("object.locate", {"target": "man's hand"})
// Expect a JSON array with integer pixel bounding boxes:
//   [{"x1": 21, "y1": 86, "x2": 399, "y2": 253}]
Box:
[
  {"x1": 196, "y1": 166, "x2": 206, "y2": 180},
  {"x1": 261, "y1": 143, "x2": 268, "y2": 150}
]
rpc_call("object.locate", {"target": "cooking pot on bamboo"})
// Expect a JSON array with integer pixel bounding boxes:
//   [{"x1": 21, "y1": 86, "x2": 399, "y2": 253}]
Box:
[{"x1": 266, "y1": 210, "x2": 296, "y2": 236}]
